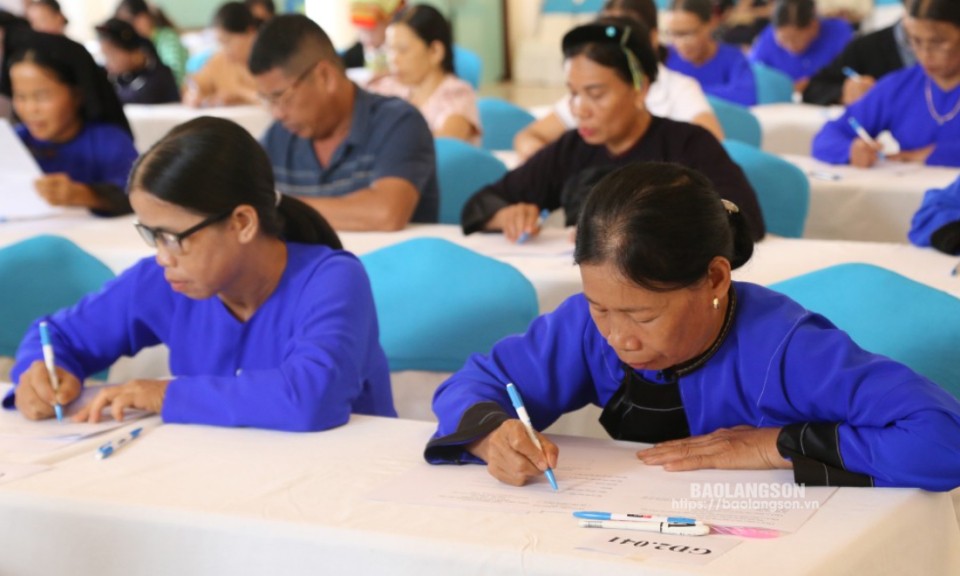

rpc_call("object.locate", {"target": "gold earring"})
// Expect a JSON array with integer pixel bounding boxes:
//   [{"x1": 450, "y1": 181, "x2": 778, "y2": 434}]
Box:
[{"x1": 712, "y1": 297, "x2": 719, "y2": 310}]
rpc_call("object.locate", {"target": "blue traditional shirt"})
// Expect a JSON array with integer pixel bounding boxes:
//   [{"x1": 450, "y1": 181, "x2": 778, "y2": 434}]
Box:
[
  {"x1": 666, "y1": 44, "x2": 758, "y2": 106},
  {"x1": 749, "y1": 17, "x2": 853, "y2": 81}
]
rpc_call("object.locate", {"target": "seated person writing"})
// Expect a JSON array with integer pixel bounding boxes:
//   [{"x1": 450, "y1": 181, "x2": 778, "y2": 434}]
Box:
[
  {"x1": 811, "y1": 0, "x2": 960, "y2": 168},
  {"x1": 909, "y1": 173, "x2": 960, "y2": 255},
  {"x1": 114, "y1": 0, "x2": 188, "y2": 87},
  {"x1": 10, "y1": 33, "x2": 138, "y2": 215},
  {"x1": 515, "y1": 0, "x2": 723, "y2": 161},
  {"x1": 342, "y1": 0, "x2": 406, "y2": 75},
  {"x1": 97, "y1": 17, "x2": 180, "y2": 105},
  {"x1": 803, "y1": 0, "x2": 914, "y2": 106},
  {"x1": 249, "y1": 14, "x2": 438, "y2": 231},
  {"x1": 466, "y1": 18, "x2": 764, "y2": 243},
  {"x1": 7, "y1": 116, "x2": 396, "y2": 431},
  {"x1": 426, "y1": 161, "x2": 960, "y2": 491},
  {"x1": 367, "y1": 4, "x2": 480, "y2": 145},
  {"x1": 183, "y1": 2, "x2": 260, "y2": 108},
  {"x1": 749, "y1": 0, "x2": 853, "y2": 93}
]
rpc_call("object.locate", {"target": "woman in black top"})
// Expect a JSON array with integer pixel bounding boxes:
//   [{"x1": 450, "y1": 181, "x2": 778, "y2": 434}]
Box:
[
  {"x1": 461, "y1": 17, "x2": 765, "y2": 242},
  {"x1": 96, "y1": 17, "x2": 179, "y2": 105}
]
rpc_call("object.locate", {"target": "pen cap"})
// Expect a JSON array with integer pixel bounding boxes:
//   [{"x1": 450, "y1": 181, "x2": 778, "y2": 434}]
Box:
[
  {"x1": 39, "y1": 321, "x2": 52, "y2": 346},
  {"x1": 506, "y1": 383, "x2": 524, "y2": 409}
]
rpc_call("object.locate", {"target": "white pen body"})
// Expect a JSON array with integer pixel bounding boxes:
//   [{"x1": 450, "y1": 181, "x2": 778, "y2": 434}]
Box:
[
  {"x1": 579, "y1": 519, "x2": 710, "y2": 536},
  {"x1": 40, "y1": 343, "x2": 61, "y2": 391},
  {"x1": 514, "y1": 406, "x2": 544, "y2": 451}
]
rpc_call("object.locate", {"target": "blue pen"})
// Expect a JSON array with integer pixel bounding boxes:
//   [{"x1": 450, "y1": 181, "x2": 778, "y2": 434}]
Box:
[
  {"x1": 517, "y1": 208, "x2": 551, "y2": 244},
  {"x1": 506, "y1": 383, "x2": 559, "y2": 490},
  {"x1": 847, "y1": 117, "x2": 885, "y2": 161},
  {"x1": 38, "y1": 321, "x2": 63, "y2": 423},
  {"x1": 97, "y1": 427, "x2": 144, "y2": 460},
  {"x1": 841, "y1": 66, "x2": 861, "y2": 80},
  {"x1": 573, "y1": 511, "x2": 700, "y2": 525}
]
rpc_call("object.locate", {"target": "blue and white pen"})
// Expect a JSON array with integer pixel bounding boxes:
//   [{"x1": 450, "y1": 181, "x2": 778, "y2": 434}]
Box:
[
  {"x1": 96, "y1": 427, "x2": 144, "y2": 460},
  {"x1": 506, "y1": 383, "x2": 559, "y2": 490},
  {"x1": 517, "y1": 208, "x2": 551, "y2": 244},
  {"x1": 848, "y1": 117, "x2": 885, "y2": 160},
  {"x1": 841, "y1": 66, "x2": 861, "y2": 80},
  {"x1": 38, "y1": 321, "x2": 63, "y2": 423},
  {"x1": 573, "y1": 511, "x2": 701, "y2": 525}
]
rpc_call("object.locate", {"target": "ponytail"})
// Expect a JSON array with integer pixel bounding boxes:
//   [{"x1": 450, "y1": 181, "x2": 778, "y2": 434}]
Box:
[{"x1": 277, "y1": 195, "x2": 342, "y2": 248}]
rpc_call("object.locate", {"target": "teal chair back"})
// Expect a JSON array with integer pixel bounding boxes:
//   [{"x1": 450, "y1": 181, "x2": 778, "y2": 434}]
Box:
[
  {"x1": 477, "y1": 97, "x2": 536, "y2": 151},
  {"x1": 751, "y1": 62, "x2": 794, "y2": 104},
  {"x1": 723, "y1": 140, "x2": 809, "y2": 237},
  {"x1": 0, "y1": 235, "x2": 115, "y2": 358},
  {"x1": 360, "y1": 238, "x2": 539, "y2": 372},
  {"x1": 771, "y1": 264, "x2": 960, "y2": 397},
  {"x1": 435, "y1": 137, "x2": 508, "y2": 225},
  {"x1": 453, "y1": 45, "x2": 482, "y2": 89},
  {"x1": 707, "y1": 95, "x2": 762, "y2": 148}
]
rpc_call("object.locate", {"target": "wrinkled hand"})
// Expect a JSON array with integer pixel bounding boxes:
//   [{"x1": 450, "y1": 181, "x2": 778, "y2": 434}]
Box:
[
  {"x1": 14, "y1": 360, "x2": 82, "y2": 420},
  {"x1": 34, "y1": 173, "x2": 96, "y2": 207},
  {"x1": 889, "y1": 144, "x2": 935, "y2": 164},
  {"x1": 467, "y1": 419, "x2": 559, "y2": 486},
  {"x1": 487, "y1": 203, "x2": 542, "y2": 243},
  {"x1": 636, "y1": 426, "x2": 791, "y2": 471},
  {"x1": 73, "y1": 379, "x2": 169, "y2": 423},
  {"x1": 849, "y1": 138, "x2": 883, "y2": 168},
  {"x1": 841, "y1": 75, "x2": 875, "y2": 106}
]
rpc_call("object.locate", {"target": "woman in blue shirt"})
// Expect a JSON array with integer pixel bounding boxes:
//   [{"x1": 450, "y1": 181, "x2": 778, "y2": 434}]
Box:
[
  {"x1": 664, "y1": 0, "x2": 757, "y2": 106},
  {"x1": 426, "y1": 161, "x2": 960, "y2": 491},
  {"x1": 10, "y1": 33, "x2": 138, "y2": 216},
  {"x1": 749, "y1": 0, "x2": 853, "y2": 92},
  {"x1": 812, "y1": 0, "x2": 960, "y2": 168},
  {"x1": 9, "y1": 116, "x2": 396, "y2": 431}
]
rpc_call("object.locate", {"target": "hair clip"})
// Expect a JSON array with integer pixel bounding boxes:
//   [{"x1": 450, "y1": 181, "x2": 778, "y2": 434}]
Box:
[{"x1": 721, "y1": 199, "x2": 740, "y2": 214}]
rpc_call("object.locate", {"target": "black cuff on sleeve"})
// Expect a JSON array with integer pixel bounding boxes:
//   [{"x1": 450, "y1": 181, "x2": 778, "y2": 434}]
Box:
[
  {"x1": 87, "y1": 184, "x2": 133, "y2": 217},
  {"x1": 931, "y1": 221, "x2": 960, "y2": 255},
  {"x1": 777, "y1": 423, "x2": 874, "y2": 487},
  {"x1": 460, "y1": 189, "x2": 511, "y2": 235},
  {"x1": 424, "y1": 402, "x2": 511, "y2": 464}
]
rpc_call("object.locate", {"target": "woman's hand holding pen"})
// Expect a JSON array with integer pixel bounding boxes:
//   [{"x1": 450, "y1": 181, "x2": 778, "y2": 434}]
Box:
[
  {"x1": 467, "y1": 420, "x2": 559, "y2": 486},
  {"x1": 487, "y1": 203, "x2": 542, "y2": 244},
  {"x1": 849, "y1": 138, "x2": 884, "y2": 168},
  {"x1": 73, "y1": 379, "x2": 169, "y2": 424},
  {"x1": 636, "y1": 426, "x2": 792, "y2": 471},
  {"x1": 15, "y1": 360, "x2": 81, "y2": 420},
  {"x1": 34, "y1": 173, "x2": 98, "y2": 208},
  {"x1": 841, "y1": 75, "x2": 875, "y2": 106}
]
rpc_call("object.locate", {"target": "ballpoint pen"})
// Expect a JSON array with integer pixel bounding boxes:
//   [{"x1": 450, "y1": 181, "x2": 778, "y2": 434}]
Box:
[
  {"x1": 506, "y1": 383, "x2": 559, "y2": 490},
  {"x1": 574, "y1": 511, "x2": 700, "y2": 525},
  {"x1": 572, "y1": 511, "x2": 780, "y2": 538},
  {"x1": 578, "y1": 519, "x2": 710, "y2": 537},
  {"x1": 841, "y1": 66, "x2": 861, "y2": 80},
  {"x1": 38, "y1": 321, "x2": 63, "y2": 423},
  {"x1": 96, "y1": 427, "x2": 144, "y2": 460},
  {"x1": 847, "y1": 117, "x2": 885, "y2": 160},
  {"x1": 517, "y1": 208, "x2": 551, "y2": 244}
]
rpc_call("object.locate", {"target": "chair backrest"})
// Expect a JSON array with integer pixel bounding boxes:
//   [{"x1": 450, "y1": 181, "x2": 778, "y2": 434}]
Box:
[
  {"x1": 771, "y1": 263, "x2": 960, "y2": 397},
  {"x1": 360, "y1": 238, "x2": 539, "y2": 372},
  {"x1": 751, "y1": 62, "x2": 795, "y2": 104},
  {"x1": 0, "y1": 235, "x2": 115, "y2": 357},
  {"x1": 707, "y1": 95, "x2": 762, "y2": 148},
  {"x1": 723, "y1": 139, "x2": 809, "y2": 238},
  {"x1": 453, "y1": 44, "x2": 482, "y2": 89},
  {"x1": 477, "y1": 97, "x2": 536, "y2": 151},
  {"x1": 435, "y1": 137, "x2": 508, "y2": 225},
  {"x1": 541, "y1": 0, "x2": 605, "y2": 13}
]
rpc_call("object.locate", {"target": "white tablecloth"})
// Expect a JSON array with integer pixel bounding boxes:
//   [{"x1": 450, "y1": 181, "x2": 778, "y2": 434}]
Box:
[
  {"x1": 0, "y1": 416, "x2": 956, "y2": 576},
  {"x1": 751, "y1": 103, "x2": 842, "y2": 156},
  {"x1": 124, "y1": 104, "x2": 274, "y2": 153},
  {"x1": 784, "y1": 155, "x2": 960, "y2": 243}
]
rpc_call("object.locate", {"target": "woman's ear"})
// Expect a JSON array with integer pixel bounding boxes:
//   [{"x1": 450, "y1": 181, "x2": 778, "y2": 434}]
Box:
[
  {"x1": 428, "y1": 40, "x2": 445, "y2": 68},
  {"x1": 706, "y1": 256, "x2": 732, "y2": 296},
  {"x1": 232, "y1": 205, "x2": 261, "y2": 244}
]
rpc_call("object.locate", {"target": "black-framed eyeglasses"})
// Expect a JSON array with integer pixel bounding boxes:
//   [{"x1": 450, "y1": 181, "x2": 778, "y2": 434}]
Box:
[
  {"x1": 133, "y1": 209, "x2": 234, "y2": 254},
  {"x1": 258, "y1": 60, "x2": 320, "y2": 108}
]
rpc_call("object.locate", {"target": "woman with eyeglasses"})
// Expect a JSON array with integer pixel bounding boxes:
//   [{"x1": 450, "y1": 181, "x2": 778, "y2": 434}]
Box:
[
  {"x1": 812, "y1": 0, "x2": 960, "y2": 168},
  {"x1": 664, "y1": 0, "x2": 758, "y2": 106},
  {"x1": 6, "y1": 116, "x2": 397, "y2": 431},
  {"x1": 462, "y1": 17, "x2": 765, "y2": 244}
]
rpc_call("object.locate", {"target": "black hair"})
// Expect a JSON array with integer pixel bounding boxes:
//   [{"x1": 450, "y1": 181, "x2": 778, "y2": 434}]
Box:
[
  {"x1": 9, "y1": 33, "x2": 132, "y2": 134},
  {"x1": 0, "y1": 11, "x2": 32, "y2": 97},
  {"x1": 96, "y1": 17, "x2": 149, "y2": 53},
  {"x1": 668, "y1": 0, "x2": 714, "y2": 22},
  {"x1": 129, "y1": 116, "x2": 341, "y2": 248},
  {"x1": 574, "y1": 162, "x2": 753, "y2": 292},
  {"x1": 248, "y1": 13, "x2": 341, "y2": 75},
  {"x1": 909, "y1": 0, "x2": 960, "y2": 27},
  {"x1": 29, "y1": 0, "x2": 67, "y2": 21},
  {"x1": 392, "y1": 4, "x2": 455, "y2": 75},
  {"x1": 214, "y1": 2, "x2": 261, "y2": 33},
  {"x1": 772, "y1": 0, "x2": 816, "y2": 28},
  {"x1": 562, "y1": 16, "x2": 659, "y2": 88},
  {"x1": 244, "y1": 0, "x2": 276, "y2": 16},
  {"x1": 603, "y1": 0, "x2": 658, "y2": 29},
  {"x1": 115, "y1": 0, "x2": 177, "y2": 30}
]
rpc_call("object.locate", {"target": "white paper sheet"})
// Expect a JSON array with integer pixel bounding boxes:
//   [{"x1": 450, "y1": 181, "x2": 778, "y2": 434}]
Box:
[
  {"x1": 370, "y1": 435, "x2": 835, "y2": 533},
  {"x1": 578, "y1": 531, "x2": 742, "y2": 565},
  {"x1": 0, "y1": 461, "x2": 51, "y2": 485},
  {"x1": 0, "y1": 119, "x2": 63, "y2": 221}
]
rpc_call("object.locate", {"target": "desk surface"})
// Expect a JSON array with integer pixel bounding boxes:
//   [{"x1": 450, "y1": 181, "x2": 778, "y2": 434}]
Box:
[
  {"x1": 0, "y1": 416, "x2": 957, "y2": 576},
  {"x1": 750, "y1": 103, "x2": 841, "y2": 157},
  {"x1": 124, "y1": 103, "x2": 273, "y2": 153}
]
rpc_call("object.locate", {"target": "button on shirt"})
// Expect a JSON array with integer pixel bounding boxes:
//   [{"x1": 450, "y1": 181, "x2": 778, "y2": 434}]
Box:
[{"x1": 261, "y1": 86, "x2": 439, "y2": 224}]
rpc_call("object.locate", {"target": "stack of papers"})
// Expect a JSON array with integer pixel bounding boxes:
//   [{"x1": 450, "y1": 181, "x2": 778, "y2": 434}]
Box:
[{"x1": 0, "y1": 118, "x2": 63, "y2": 221}]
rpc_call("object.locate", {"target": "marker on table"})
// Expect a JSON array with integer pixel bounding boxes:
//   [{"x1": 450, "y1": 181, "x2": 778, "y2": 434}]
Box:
[
  {"x1": 841, "y1": 66, "x2": 862, "y2": 80},
  {"x1": 38, "y1": 321, "x2": 63, "y2": 423},
  {"x1": 96, "y1": 427, "x2": 144, "y2": 460},
  {"x1": 574, "y1": 511, "x2": 700, "y2": 525},
  {"x1": 847, "y1": 117, "x2": 885, "y2": 160},
  {"x1": 517, "y1": 208, "x2": 551, "y2": 244},
  {"x1": 578, "y1": 519, "x2": 710, "y2": 537},
  {"x1": 506, "y1": 383, "x2": 559, "y2": 491}
]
